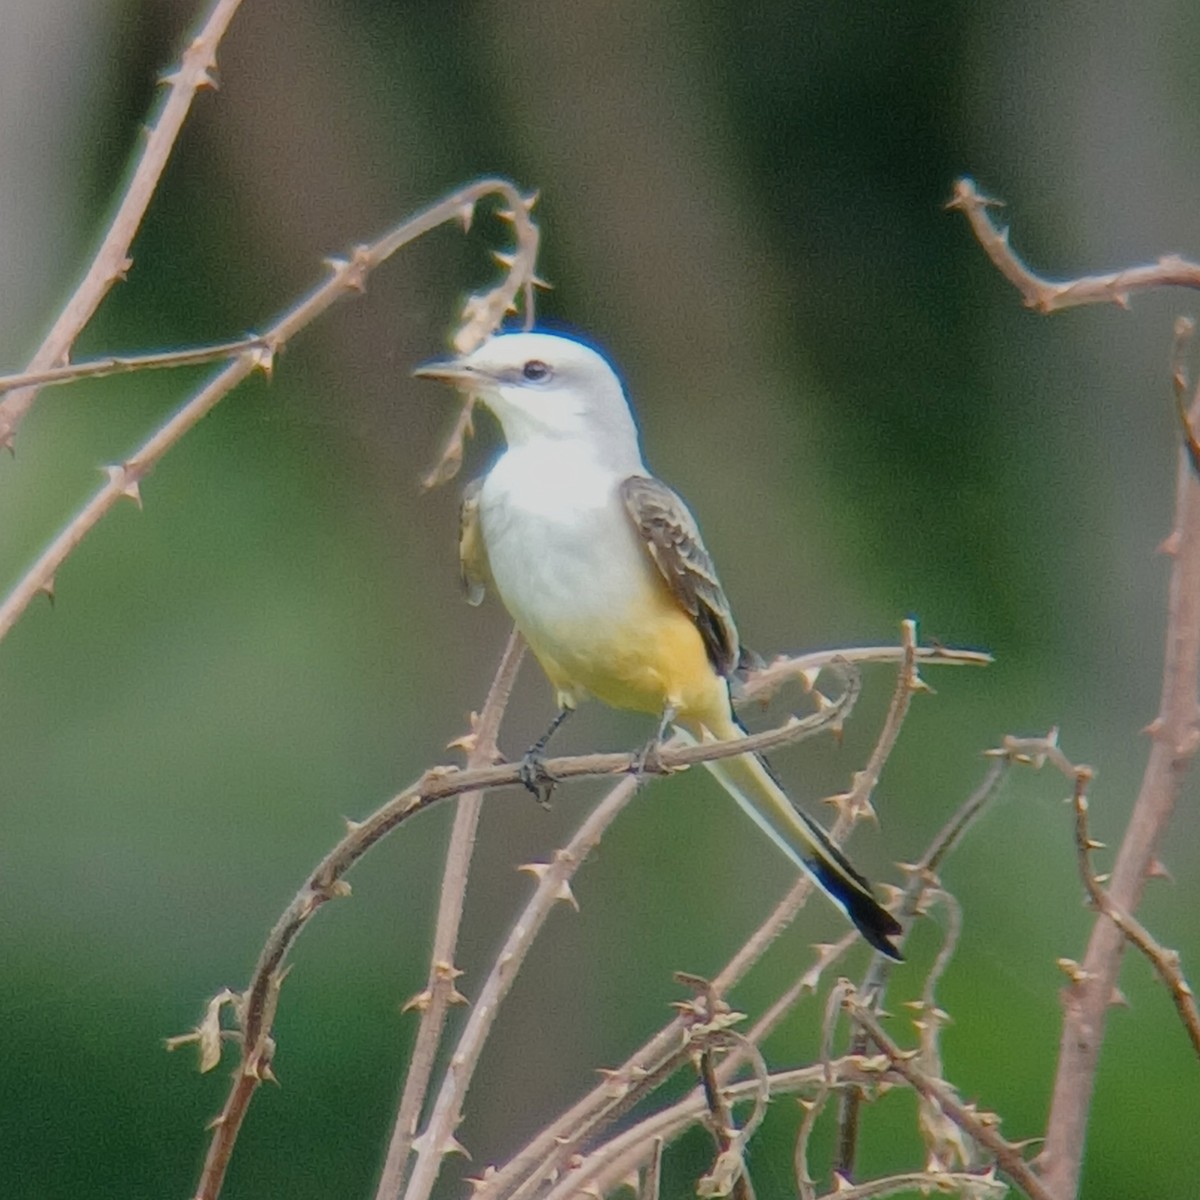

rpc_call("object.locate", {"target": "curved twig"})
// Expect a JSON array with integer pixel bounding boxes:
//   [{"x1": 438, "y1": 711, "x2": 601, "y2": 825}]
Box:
[
  {"x1": 948, "y1": 178, "x2": 1200, "y2": 313},
  {"x1": 1070, "y1": 770, "x2": 1200, "y2": 1059},
  {"x1": 374, "y1": 629, "x2": 525, "y2": 1200},
  {"x1": 484, "y1": 626, "x2": 950, "y2": 1200},
  {"x1": 956, "y1": 176, "x2": 1200, "y2": 1197},
  {"x1": 186, "y1": 656, "x2": 859, "y2": 1200},
  {"x1": 0, "y1": 0, "x2": 246, "y2": 449},
  {"x1": 0, "y1": 177, "x2": 539, "y2": 645},
  {"x1": 400, "y1": 774, "x2": 643, "y2": 1200},
  {"x1": 535, "y1": 1058, "x2": 899, "y2": 1200},
  {"x1": 843, "y1": 988, "x2": 1053, "y2": 1200},
  {"x1": 0, "y1": 337, "x2": 269, "y2": 396},
  {"x1": 835, "y1": 743, "x2": 1019, "y2": 1177}
]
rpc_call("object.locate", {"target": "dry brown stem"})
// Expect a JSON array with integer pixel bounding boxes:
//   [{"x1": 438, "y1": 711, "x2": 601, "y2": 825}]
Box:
[
  {"x1": 0, "y1": 336, "x2": 268, "y2": 395},
  {"x1": 795, "y1": 981, "x2": 853, "y2": 1200},
  {"x1": 374, "y1": 629, "x2": 526, "y2": 1200},
  {"x1": 0, "y1": 0, "x2": 245, "y2": 451},
  {"x1": 740, "y1": 641, "x2": 990, "y2": 703},
  {"x1": 479, "y1": 626, "x2": 950, "y2": 1200},
  {"x1": 534, "y1": 1057, "x2": 899, "y2": 1200},
  {"x1": 947, "y1": 178, "x2": 1200, "y2": 313},
  {"x1": 843, "y1": 988, "x2": 1053, "y2": 1200},
  {"x1": 953, "y1": 177, "x2": 1200, "y2": 1199},
  {"x1": 814, "y1": 1170, "x2": 1006, "y2": 1200},
  {"x1": 824, "y1": 618, "x2": 927, "y2": 824},
  {"x1": 672, "y1": 975, "x2": 767, "y2": 1200},
  {"x1": 186, "y1": 649, "x2": 865, "y2": 1200},
  {"x1": 0, "y1": 177, "x2": 539, "y2": 646},
  {"x1": 400, "y1": 773, "x2": 643, "y2": 1200},
  {"x1": 834, "y1": 734, "x2": 1042, "y2": 1178},
  {"x1": 1070, "y1": 769, "x2": 1200, "y2": 1058},
  {"x1": 641, "y1": 1138, "x2": 665, "y2": 1200},
  {"x1": 1170, "y1": 317, "x2": 1200, "y2": 474}
]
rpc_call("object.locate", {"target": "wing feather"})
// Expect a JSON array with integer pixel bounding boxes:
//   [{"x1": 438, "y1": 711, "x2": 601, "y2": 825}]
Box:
[{"x1": 620, "y1": 474, "x2": 740, "y2": 678}]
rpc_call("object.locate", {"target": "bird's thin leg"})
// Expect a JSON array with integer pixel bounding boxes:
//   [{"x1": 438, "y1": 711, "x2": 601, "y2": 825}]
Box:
[
  {"x1": 632, "y1": 704, "x2": 678, "y2": 780},
  {"x1": 519, "y1": 706, "x2": 574, "y2": 808}
]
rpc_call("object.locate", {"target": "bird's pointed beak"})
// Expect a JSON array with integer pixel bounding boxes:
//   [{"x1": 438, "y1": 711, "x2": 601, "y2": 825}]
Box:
[{"x1": 412, "y1": 356, "x2": 476, "y2": 386}]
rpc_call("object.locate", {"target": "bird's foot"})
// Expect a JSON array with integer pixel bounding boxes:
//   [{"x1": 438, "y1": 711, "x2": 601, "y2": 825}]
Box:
[
  {"x1": 631, "y1": 706, "x2": 678, "y2": 783},
  {"x1": 519, "y1": 748, "x2": 557, "y2": 809},
  {"x1": 631, "y1": 736, "x2": 671, "y2": 782}
]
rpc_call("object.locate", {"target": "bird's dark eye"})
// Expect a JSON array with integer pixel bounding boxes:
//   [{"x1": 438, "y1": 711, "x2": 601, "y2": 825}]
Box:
[{"x1": 522, "y1": 359, "x2": 551, "y2": 382}]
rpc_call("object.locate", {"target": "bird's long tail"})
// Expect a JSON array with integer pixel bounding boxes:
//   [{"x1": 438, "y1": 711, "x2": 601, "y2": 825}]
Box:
[{"x1": 697, "y1": 722, "x2": 902, "y2": 959}]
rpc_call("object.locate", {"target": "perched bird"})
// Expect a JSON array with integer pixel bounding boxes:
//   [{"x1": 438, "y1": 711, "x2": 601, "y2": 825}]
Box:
[{"x1": 415, "y1": 331, "x2": 901, "y2": 958}]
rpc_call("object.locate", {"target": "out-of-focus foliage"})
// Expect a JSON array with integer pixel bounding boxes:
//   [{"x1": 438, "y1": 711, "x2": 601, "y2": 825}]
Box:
[{"x1": 0, "y1": 1, "x2": 1197, "y2": 1197}]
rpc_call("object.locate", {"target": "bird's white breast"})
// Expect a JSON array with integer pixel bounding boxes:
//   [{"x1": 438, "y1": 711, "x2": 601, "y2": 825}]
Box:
[{"x1": 479, "y1": 444, "x2": 651, "y2": 645}]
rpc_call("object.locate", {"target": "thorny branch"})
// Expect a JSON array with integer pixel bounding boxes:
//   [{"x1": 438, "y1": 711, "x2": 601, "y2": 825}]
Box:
[
  {"x1": 812, "y1": 1172, "x2": 1006, "y2": 1200},
  {"x1": 0, "y1": 177, "x2": 540, "y2": 646},
  {"x1": 823, "y1": 618, "x2": 928, "y2": 825},
  {"x1": 183, "y1": 636, "x2": 984, "y2": 1200},
  {"x1": 183, "y1": 649, "x2": 861, "y2": 1200},
  {"x1": 400, "y1": 774, "x2": 644, "y2": 1200},
  {"x1": 0, "y1": 336, "x2": 269, "y2": 396},
  {"x1": 1170, "y1": 317, "x2": 1200, "y2": 474},
  {"x1": 843, "y1": 987, "x2": 1054, "y2": 1200},
  {"x1": 533, "y1": 1059, "x2": 903, "y2": 1200},
  {"x1": 795, "y1": 981, "x2": 853, "y2": 1200},
  {"x1": 834, "y1": 732, "x2": 1062, "y2": 1179},
  {"x1": 673, "y1": 974, "x2": 767, "y2": 1200},
  {"x1": 947, "y1": 177, "x2": 1200, "y2": 313},
  {"x1": 374, "y1": 629, "x2": 526, "y2": 1200},
  {"x1": 477, "y1": 623, "x2": 940, "y2": 1200},
  {"x1": 954, "y1": 176, "x2": 1200, "y2": 1199},
  {"x1": 1070, "y1": 769, "x2": 1200, "y2": 1059},
  {"x1": 0, "y1": 0, "x2": 246, "y2": 450}
]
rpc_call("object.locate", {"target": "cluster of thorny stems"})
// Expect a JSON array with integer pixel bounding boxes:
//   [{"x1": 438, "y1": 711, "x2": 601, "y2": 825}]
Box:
[{"x1": 3, "y1": 3, "x2": 1199, "y2": 1197}]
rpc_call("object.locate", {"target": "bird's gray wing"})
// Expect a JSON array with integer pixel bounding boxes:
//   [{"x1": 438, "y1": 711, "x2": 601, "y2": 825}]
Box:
[
  {"x1": 620, "y1": 474, "x2": 740, "y2": 678},
  {"x1": 458, "y1": 476, "x2": 489, "y2": 606}
]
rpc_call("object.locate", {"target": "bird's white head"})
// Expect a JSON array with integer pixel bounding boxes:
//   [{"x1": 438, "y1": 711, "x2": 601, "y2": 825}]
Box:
[{"x1": 414, "y1": 331, "x2": 643, "y2": 468}]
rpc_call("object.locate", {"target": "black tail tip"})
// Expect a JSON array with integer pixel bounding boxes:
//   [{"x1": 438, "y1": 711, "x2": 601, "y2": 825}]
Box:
[
  {"x1": 809, "y1": 856, "x2": 904, "y2": 960},
  {"x1": 847, "y1": 892, "x2": 903, "y2": 960},
  {"x1": 859, "y1": 914, "x2": 904, "y2": 961}
]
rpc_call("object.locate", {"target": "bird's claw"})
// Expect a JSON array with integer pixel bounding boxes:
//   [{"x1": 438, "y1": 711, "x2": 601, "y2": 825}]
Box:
[
  {"x1": 519, "y1": 749, "x2": 556, "y2": 808},
  {"x1": 631, "y1": 737, "x2": 669, "y2": 782}
]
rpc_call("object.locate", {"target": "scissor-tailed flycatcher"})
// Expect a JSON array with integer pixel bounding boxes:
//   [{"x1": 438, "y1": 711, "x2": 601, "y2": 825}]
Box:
[{"x1": 415, "y1": 331, "x2": 901, "y2": 958}]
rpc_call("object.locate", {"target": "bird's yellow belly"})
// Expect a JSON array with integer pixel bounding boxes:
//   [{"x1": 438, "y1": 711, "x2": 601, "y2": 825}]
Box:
[
  {"x1": 525, "y1": 588, "x2": 728, "y2": 725},
  {"x1": 478, "y1": 455, "x2": 730, "y2": 728}
]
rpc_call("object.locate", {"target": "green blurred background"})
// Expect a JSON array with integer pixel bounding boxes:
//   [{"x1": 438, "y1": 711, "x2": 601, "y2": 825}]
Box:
[{"x1": 1, "y1": 1, "x2": 1197, "y2": 1196}]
